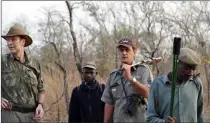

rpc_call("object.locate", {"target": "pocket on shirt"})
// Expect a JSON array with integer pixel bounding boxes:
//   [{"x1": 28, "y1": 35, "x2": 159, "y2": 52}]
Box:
[
  {"x1": 110, "y1": 84, "x2": 122, "y2": 99},
  {"x1": 24, "y1": 68, "x2": 38, "y2": 86},
  {"x1": 2, "y1": 70, "x2": 18, "y2": 87}
]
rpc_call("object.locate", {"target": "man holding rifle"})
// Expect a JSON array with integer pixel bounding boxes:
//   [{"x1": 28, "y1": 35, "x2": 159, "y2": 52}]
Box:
[
  {"x1": 146, "y1": 48, "x2": 204, "y2": 123},
  {"x1": 101, "y1": 38, "x2": 153, "y2": 122}
]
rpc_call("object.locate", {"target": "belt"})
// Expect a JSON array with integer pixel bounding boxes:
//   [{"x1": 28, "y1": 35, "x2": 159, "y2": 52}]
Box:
[{"x1": 11, "y1": 106, "x2": 36, "y2": 113}]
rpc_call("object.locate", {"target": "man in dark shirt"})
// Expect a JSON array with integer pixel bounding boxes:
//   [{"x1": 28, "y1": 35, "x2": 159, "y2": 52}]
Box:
[{"x1": 68, "y1": 61, "x2": 105, "y2": 123}]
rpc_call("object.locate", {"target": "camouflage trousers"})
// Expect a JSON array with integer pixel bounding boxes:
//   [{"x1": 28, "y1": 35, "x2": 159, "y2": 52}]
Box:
[{"x1": 1, "y1": 109, "x2": 39, "y2": 123}]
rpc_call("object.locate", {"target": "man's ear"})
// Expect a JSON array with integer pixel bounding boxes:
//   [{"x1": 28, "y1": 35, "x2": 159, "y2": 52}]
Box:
[
  {"x1": 96, "y1": 71, "x2": 98, "y2": 75},
  {"x1": 21, "y1": 38, "x2": 26, "y2": 47},
  {"x1": 82, "y1": 68, "x2": 85, "y2": 73},
  {"x1": 133, "y1": 49, "x2": 137, "y2": 55}
]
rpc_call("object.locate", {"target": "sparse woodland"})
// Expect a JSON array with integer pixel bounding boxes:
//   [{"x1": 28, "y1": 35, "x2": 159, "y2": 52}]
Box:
[{"x1": 2, "y1": 1, "x2": 210, "y2": 122}]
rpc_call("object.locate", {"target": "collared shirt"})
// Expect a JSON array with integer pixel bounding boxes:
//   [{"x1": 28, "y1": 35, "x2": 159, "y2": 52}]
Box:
[
  {"x1": 146, "y1": 73, "x2": 204, "y2": 123},
  {"x1": 101, "y1": 63, "x2": 152, "y2": 122},
  {"x1": 1, "y1": 52, "x2": 45, "y2": 107}
]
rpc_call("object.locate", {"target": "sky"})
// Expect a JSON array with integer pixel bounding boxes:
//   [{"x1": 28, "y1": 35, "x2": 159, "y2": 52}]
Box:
[
  {"x1": 2, "y1": 1, "x2": 209, "y2": 54},
  {"x1": 2, "y1": 1, "x2": 69, "y2": 43},
  {"x1": 1, "y1": 1, "x2": 178, "y2": 36},
  {"x1": 2, "y1": 1, "x2": 67, "y2": 28},
  {"x1": 1, "y1": 1, "x2": 179, "y2": 34},
  {"x1": 2, "y1": 1, "x2": 57, "y2": 46},
  {"x1": 1, "y1": 1, "x2": 90, "y2": 52},
  {"x1": 1, "y1": 1, "x2": 120, "y2": 48},
  {"x1": 1, "y1": 1, "x2": 178, "y2": 56},
  {"x1": 1, "y1": 1, "x2": 149, "y2": 60}
]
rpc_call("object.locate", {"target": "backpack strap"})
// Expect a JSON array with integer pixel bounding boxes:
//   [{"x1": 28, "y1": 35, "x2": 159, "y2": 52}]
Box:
[
  {"x1": 99, "y1": 84, "x2": 105, "y2": 93},
  {"x1": 75, "y1": 85, "x2": 83, "y2": 119},
  {"x1": 76, "y1": 86, "x2": 81, "y2": 94},
  {"x1": 102, "y1": 84, "x2": 105, "y2": 91},
  {"x1": 192, "y1": 75, "x2": 201, "y2": 90}
]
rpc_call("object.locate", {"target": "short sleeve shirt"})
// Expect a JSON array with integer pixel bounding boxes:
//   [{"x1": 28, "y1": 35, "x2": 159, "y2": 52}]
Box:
[{"x1": 101, "y1": 64, "x2": 152, "y2": 122}]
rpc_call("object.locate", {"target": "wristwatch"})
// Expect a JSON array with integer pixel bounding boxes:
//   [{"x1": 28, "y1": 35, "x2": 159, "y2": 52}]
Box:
[
  {"x1": 38, "y1": 102, "x2": 44, "y2": 108},
  {"x1": 132, "y1": 77, "x2": 137, "y2": 84}
]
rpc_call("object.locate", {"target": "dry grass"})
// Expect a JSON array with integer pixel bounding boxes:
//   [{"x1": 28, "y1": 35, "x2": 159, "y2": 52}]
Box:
[
  {"x1": 199, "y1": 64, "x2": 210, "y2": 121},
  {"x1": 40, "y1": 63, "x2": 81, "y2": 122},
  {"x1": 40, "y1": 63, "x2": 210, "y2": 122},
  {"x1": 41, "y1": 63, "x2": 68, "y2": 121}
]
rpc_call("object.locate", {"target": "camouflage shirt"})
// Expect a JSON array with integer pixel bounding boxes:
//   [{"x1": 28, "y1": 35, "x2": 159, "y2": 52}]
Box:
[{"x1": 1, "y1": 52, "x2": 45, "y2": 107}]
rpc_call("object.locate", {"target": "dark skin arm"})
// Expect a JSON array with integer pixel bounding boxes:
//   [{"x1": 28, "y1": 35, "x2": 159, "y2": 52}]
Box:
[{"x1": 166, "y1": 116, "x2": 176, "y2": 123}]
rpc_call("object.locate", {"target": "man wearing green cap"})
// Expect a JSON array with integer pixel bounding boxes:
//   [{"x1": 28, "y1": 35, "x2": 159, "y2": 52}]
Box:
[
  {"x1": 101, "y1": 38, "x2": 153, "y2": 122},
  {"x1": 1, "y1": 24, "x2": 45, "y2": 122},
  {"x1": 147, "y1": 48, "x2": 204, "y2": 123},
  {"x1": 68, "y1": 61, "x2": 105, "y2": 122}
]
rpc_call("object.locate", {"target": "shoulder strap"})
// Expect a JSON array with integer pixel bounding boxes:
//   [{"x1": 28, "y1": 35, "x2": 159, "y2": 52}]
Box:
[
  {"x1": 99, "y1": 84, "x2": 105, "y2": 93},
  {"x1": 76, "y1": 86, "x2": 81, "y2": 94},
  {"x1": 74, "y1": 85, "x2": 83, "y2": 118},
  {"x1": 120, "y1": 77, "x2": 129, "y2": 100},
  {"x1": 192, "y1": 76, "x2": 201, "y2": 90},
  {"x1": 102, "y1": 84, "x2": 105, "y2": 90}
]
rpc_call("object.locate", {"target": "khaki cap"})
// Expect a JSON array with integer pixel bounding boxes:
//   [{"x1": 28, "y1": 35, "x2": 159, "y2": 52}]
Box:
[
  {"x1": 178, "y1": 48, "x2": 201, "y2": 65},
  {"x1": 1, "y1": 24, "x2": 33, "y2": 47},
  {"x1": 83, "y1": 61, "x2": 97, "y2": 69}
]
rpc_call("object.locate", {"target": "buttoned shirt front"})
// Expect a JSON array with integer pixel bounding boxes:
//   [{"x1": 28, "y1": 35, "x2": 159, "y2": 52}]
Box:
[
  {"x1": 146, "y1": 73, "x2": 204, "y2": 123},
  {"x1": 102, "y1": 64, "x2": 152, "y2": 122},
  {"x1": 1, "y1": 52, "x2": 45, "y2": 107}
]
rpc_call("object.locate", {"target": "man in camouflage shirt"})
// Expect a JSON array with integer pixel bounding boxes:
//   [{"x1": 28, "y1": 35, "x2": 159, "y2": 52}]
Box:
[{"x1": 1, "y1": 24, "x2": 45, "y2": 122}]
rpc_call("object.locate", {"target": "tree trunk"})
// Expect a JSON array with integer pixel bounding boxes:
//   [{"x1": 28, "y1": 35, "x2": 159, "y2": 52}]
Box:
[
  {"x1": 204, "y1": 63, "x2": 210, "y2": 106},
  {"x1": 115, "y1": 48, "x2": 118, "y2": 68},
  {"x1": 55, "y1": 62, "x2": 69, "y2": 113},
  {"x1": 48, "y1": 42, "x2": 69, "y2": 113},
  {"x1": 65, "y1": 1, "x2": 83, "y2": 81}
]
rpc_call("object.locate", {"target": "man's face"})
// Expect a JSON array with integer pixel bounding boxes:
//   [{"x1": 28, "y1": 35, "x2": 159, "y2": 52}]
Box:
[
  {"x1": 177, "y1": 62, "x2": 197, "y2": 81},
  {"x1": 118, "y1": 45, "x2": 136, "y2": 65},
  {"x1": 5, "y1": 36, "x2": 25, "y2": 54},
  {"x1": 83, "y1": 67, "x2": 97, "y2": 84}
]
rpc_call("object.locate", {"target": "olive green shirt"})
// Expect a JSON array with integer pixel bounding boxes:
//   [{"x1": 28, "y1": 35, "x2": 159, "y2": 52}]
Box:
[
  {"x1": 1, "y1": 52, "x2": 45, "y2": 107},
  {"x1": 101, "y1": 64, "x2": 152, "y2": 122}
]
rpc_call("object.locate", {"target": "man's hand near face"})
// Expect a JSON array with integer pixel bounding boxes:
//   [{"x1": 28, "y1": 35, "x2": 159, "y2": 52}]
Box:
[{"x1": 121, "y1": 63, "x2": 133, "y2": 82}]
